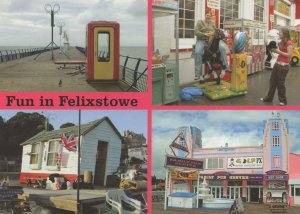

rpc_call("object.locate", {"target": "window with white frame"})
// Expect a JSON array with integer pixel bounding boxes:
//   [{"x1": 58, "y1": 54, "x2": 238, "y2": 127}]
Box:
[
  {"x1": 47, "y1": 140, "x2": 60, "y2": 166},
  {"x1": 254, "y1": 0, "x2": 264, "y2": 22},
  {"x1": 220, "y1": 0, "x2": 240, "y2": 29},
  {"x1": 206, "y1": 158, "x2": 224, "y2": 169},
  {"x1": 272, "y1": 122, "x2": 279, "y2": 130},
  {"x1": 272, "y1": 136, "x2": 280, "y2": 147},
  {"x1": 30, "y1": 143, "x2": 41, "y2": 165},
  {"x1": 178, "y1": 0, "x2": 195, "y2": 38}
]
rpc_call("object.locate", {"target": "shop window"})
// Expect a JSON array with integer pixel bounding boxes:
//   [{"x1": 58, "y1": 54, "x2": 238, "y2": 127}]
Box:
[
  {"x1": 272, "y1": 136, "x2": 280, "y2": 147},
  {"x1": 178, "y1": 0, "x2": 195, "y2": 38},
  {"x1": 30, "y1": 143, "x2": 41, "y2": 165},
  {"x1": 47, "y1": 140, "x2": 60, "y2": 166},
  {"x1": 98, "y1": 32, "x2": 110, "y2": 62},
  {"x1": 220, "y1": 0, "x2": 240, "y2": 29},
  {"x1": 272, "y1": 122, "x2": 279, "y2": 130},
  {"x1": 254, "y1": 0, "x2": 264, "y2": 22},
  {"x1": 273, "y1": 155, "x2": 280, "y2": 168}
]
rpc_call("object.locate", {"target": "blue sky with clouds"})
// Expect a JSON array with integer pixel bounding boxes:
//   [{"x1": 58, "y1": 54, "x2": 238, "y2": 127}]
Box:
[
  {"x1": 0, "y1": 110, "x2": 147, "y2": 139},
  {"x1": 152, "y1": 110, "x2": 300, "y2": 178},
  {"x1": 0, "y1": 0, "x2": 147, "y2": 47}
]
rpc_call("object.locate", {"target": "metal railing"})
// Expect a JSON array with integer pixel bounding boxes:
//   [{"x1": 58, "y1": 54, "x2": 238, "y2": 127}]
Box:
[
  {"x1": 75, "y1": 46, "x2": 148, "y2": 92},
  {"x1": 0, "y1": 47, "x2": 59, "y2": 63}
]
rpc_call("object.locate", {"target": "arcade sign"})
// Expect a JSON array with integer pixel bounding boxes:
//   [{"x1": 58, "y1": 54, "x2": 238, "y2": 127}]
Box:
[
  {"x1": 198, "y1": 174, "x2": 263, "y2": 181},
  {"x1": 227, "y1": 157, "x2": 263, "y2": 169},
  {"x1": 207, "y1": 0, "x2": 220, "y2": 10},
  {"x1": 171, "y1": 170, "x2": 198, "y2": 180},
  {"x1": 264, "y1": 170, "x2": 288, "y2": 180},
  {"x1": 165, "y1": 155, "x2": 204, "y2": 171}
]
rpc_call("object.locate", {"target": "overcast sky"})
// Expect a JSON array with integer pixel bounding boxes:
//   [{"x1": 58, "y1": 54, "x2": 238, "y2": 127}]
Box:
[
  {"x1": 152, "y1": 110, "x2": 300, "y2": 178},
  {"x1": 0, "y1": 0, "x2": 147, "y2": 47},
  {"x1": 0, "y1": 110, "x2": 147, "y2": 139}
]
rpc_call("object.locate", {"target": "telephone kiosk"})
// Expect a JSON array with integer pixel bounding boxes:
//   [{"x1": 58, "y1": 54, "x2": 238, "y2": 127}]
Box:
[{"x1": 86, "y1": 21, "x2": 120, "y2": 81}]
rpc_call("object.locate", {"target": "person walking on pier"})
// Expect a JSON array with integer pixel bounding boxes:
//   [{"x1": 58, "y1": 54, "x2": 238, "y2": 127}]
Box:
[{"x1": 261, "y1": 27, "x2": 293, "y2": 106}]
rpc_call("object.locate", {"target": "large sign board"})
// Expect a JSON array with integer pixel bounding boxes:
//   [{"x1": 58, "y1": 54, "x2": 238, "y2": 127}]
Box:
[
  {"x1": 264, "y1": 175, "x2": 289, "y2": 181},
  {"x1": 198, "y1": 174, "x2": 263, "y2": 181},
  {"x1": 165, "y1": 155, "x2": 203, "y2": 170},
  {"x1": 227, "y1": 157, "x2": 263, "y2": 169}
]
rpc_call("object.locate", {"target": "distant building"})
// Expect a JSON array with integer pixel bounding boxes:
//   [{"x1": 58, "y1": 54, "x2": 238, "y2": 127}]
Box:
[
  {"x1": 20, "y1": 117, "x2": 122, "y2": 186},
  {"x1": 121, "y1": 130, "x2": 147, "y2": 165},
  {"x1": 128, "y1": 145, "x2": 148, "y2": 163}
]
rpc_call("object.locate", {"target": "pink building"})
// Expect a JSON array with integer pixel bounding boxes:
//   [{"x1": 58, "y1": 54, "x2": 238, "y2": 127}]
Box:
[
  {"x1": 288, "y1": 153, "x2": 300, "y2": 206},
  {"x1": 168, "y1": 114, "x2": 300, "y2": 206}
]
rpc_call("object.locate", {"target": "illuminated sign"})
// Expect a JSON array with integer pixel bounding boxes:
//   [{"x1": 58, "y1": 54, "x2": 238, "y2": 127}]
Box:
[
  {"x1": 198, "y1": 174, "x2": 263, "y2": 181},
  {"x1": 276, "y1": 0, "x2": 290, "y2": 16},
  {"x1": 264, "y1": 175, "x2": 289, "y2": 180},
  {"x1": 152, "y1": 0, "x2": 178, "y2": 10},
  {"x1": 207, "y1": 0, "x2": 220, "y2": 10},
  {"x1": 165, "y1": 155, "x2": 204, "y2": 170},
  {"x1": 227, "y1": 157, "x2": 263, "y2": 169},
  {"x1": 266, "y1": 170, "x2": 287, "y2": 175},
  {"x1": 171, "y1": 170, "x2": 198, "y2": 180},
  {"x1": 170, "y1": 142, "x2": 189, "y2": 153}
]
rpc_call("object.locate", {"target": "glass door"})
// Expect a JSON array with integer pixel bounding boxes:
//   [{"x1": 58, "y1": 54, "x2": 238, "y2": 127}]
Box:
[{"x1": 228, "y1": 186, "x2": 242, "y2": 199}]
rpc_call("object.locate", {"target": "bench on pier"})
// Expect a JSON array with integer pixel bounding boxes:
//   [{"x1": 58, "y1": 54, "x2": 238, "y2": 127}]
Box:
[{"x1": 54, "y1": 60, "x2": 86, "y2": 70}]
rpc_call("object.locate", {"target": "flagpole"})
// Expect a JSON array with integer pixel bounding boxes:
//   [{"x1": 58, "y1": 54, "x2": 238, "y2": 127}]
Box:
[{"x1": 77, "y1": 110, "x2": 81, "y2": 213}]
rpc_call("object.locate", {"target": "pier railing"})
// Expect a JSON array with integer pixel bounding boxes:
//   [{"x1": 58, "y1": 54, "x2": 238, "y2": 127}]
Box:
[
  {"x1": 75, "y1": 47, "x2": 148, "y2": 92},
  {"x1": 0, "y1": 47, "x2": 59, "y2": 63}
]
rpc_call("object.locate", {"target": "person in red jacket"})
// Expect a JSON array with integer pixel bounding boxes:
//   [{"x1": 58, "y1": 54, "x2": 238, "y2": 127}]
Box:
[{"x1": 261, "y1": 28, "x2": 293, "y2": 106}]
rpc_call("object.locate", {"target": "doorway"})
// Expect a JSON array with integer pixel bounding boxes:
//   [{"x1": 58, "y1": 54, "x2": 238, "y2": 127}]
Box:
[
  {"x1": 250, "y1": 188, "x2": 259, "y2": 202},
  {"x1": 94, "y1": 141, "x2": 108, "y2": 185}
]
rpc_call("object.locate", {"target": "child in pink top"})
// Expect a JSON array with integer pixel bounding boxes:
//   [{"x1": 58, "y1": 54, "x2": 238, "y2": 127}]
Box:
[{"x1": 261, "y1": 28, "x2": 293, "y2": 106}]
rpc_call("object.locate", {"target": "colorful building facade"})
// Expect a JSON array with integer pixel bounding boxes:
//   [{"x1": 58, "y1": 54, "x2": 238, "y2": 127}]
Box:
[{"x1": 169, "y1": 114, "x2": 300, "y2": 206}]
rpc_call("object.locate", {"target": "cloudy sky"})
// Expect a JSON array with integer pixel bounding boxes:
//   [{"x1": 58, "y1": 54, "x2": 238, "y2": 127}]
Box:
[
  {"x1": 0, "y1": 0, "x2": 147, "y2": 47},
  {"x1": 152, "y1": 110, "x2": 300, "y2": 178},
  {"x1": 0, "y1": 110, "x2": 147, "y2": 139}
]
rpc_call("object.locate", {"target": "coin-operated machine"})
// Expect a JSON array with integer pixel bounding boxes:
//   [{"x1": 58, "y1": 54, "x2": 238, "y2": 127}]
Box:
[{"x1": 86, "y1": 21, "x2": 120, "y2": 81}]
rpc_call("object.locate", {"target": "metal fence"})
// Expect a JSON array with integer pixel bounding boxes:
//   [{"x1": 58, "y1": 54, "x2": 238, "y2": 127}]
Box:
[
  {"x1": 0, "y1": 47, "x2": 59, "y2": 63},
  {"x1": 75, "y1": 46, "x2": 148, "y2": 92}
]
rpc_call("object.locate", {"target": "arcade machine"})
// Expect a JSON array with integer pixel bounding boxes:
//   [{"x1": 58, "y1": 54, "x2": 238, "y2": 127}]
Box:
[
  {"x1": 194, "y1": 32, "x2": 248, "y2": 100},
  {"x1": 86, "y1": 21, "x2": 120, "y2": 81},
  {"x1": 152, "y1": 0, "x2": 180, "y2": 105},
  {"x1": 290, "y1": 27, "x2": 300, "y2": 66},
  {"x1": 224, "y1": 19, "x2": 267, "y2": 74}
]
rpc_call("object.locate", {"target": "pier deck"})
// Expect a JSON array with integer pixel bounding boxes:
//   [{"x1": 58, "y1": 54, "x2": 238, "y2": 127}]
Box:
[{"x1": 0, "y1": 47, "x2": 133, "y2": 92}]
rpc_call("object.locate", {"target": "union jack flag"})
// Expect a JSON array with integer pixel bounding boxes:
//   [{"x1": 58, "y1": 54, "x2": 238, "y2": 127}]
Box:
[{"x1": 60, "y1": 132, "x2": 78, "y2": 152}]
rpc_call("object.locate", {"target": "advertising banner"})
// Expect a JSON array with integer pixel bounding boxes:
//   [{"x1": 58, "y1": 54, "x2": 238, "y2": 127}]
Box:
[
  {"x1": 227, "y1": 157, "x2": 263, "y2": 168},
  {"x1": 165, "y1": 155, "x2": 204, "y2": 170}
]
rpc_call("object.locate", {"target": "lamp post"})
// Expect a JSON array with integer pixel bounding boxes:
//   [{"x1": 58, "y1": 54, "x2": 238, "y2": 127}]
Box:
[
  {"x1": 34, "y1": 3, "x2": 70, "y2": 60},
  {"x1": 45, "y1": 3, "x2": 60, "y2": 60},
  {"x1": 57, "y1": 21, "x2": 65, "y2": 52}
]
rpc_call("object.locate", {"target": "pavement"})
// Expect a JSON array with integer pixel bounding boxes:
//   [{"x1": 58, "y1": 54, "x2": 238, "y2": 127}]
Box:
[
  {"x1": 177, "y1": 66, "x2": 300, "y2": 106},
  {"x1": 0, "y1": 47, "x2": 131, "y2": 92},
  {"x1": 152, "y1": 202, "x2": 300, "y2": 213}
]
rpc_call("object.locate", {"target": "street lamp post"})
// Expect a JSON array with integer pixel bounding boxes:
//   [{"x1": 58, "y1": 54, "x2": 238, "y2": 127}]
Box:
[
  {"x1": 57, "y1": 21, "x2": 65, "y2": 52},
  {"x1": 34, "y1": 3, "x2": 69, "y2": 60}
]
